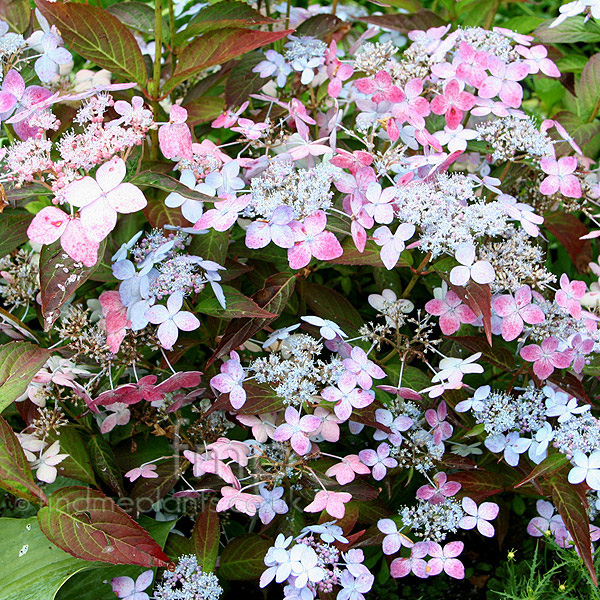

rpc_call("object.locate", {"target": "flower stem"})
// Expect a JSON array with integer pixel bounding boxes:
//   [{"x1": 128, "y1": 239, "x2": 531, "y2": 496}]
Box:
[{"x1": 150, "y1": 0, "x2": 163, "y2": 160}]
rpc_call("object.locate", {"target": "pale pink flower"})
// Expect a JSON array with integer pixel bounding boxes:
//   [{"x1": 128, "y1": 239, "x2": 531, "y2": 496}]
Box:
[
  {"x1": 493, "y1": 285, "x2": 545, "y2": 341},
  {"x1": 364, "y1": 181, "x2": 396, "y2": 224},
  {"x1": 343, "y1": 346, "x2": 385, "y2": 390},
  {"x1": 216, "y1": 486, "x2": 263, "y2": 516},
  {"x1": 390, "y1": 541, "x2": 429, "y2": 578},
  {"x1": 183, "y1": 450, "x2": 239, "y2": 487},
  {"x1": 0, "y1": 68, "x2": 54, "y2": 139},
  {"x1": 516, "y1": 45, "x2": 560, "y2": 77},
  {"x1": 455, "y1": 42, "x2": 489, "y2": 87},
  {"x1": 425, "y1": 285, "x2": 477, "y2": 335},
  {"x1": 111, "y1": 570, "x2": 153, "y2": 600},
  {"x1": 539, "y1": 156, "x2": 582, "y2": 198},
  {"x1": 272, "y1": 406, "x2": 320, "y2": 455},
  {"x1": 27, "y1": 207, "x2": 100, "y2": 267},
  {"x1": 231, "y1": 117, "x2": 269, "y2": 140},
  {"x1": 325, "y1": 454, "x2": 370, "y2": 485},
  {"x1": 569, "y1": 333, "x2": 594, "y2": 373},
  {"x1": 99, "y1": 290, "x2": 130, "y2": 353},
  {"x1": 245, "y1": 205, "x2": 295, "y2": 249},
  {"x1": 416, "y1": 472, "x2": 461, "y2": 504},
  {"x1": 193, "y1": 196, "x2": 250, "y2": 232},
  {"x1": 210, "y1": 351, "x2": 246, "y2": 409},
  {"x1": 159, "y1": 104, "x2": 192, "y2": 160},
  {"x1": 326, "y1": 41, "x2": 354, "y2": 99},
  {"x1": 391, "y1": 78, "x2": 430, "y2": 129},
  {"x1": 527, "y1": 499, "x2": 564, "y2": 537},
  {"x1": 355, "y1": 70, "x2": 404, "y2": 104},
  {"x1": 426, "y1": 541, "x2": 465, "y2": 579},
  {"x1": 100, "y1": 402, "x2": 131, "y2": 434},
  {"x1": 478, "y1": 56, "x2": 529, "y2": 108},
  {"x1": 312, "y1": 407, "x2": 342, "y2": 442},
  {"x1": 373, "y1": 223, "x2": 416, "y2": 270},
  {"x1": 212, "y1": 101, "x2": 249, "y2": 129},
  {"x1": 459, "y1": 497, "x2": 499, "y2": 537},
  {"x1": 321, "y1": 373, "x2": 374, "y2": 422},
  {"x1": 145, "y1": 292, "x2": 200, "y2": 351},
  {"x1": 359, "y1": 443, "x2": 397, "y2": 480},
  {"x1": 304, "y1": 489, "x2": 352, "y2": 519},
  {"x1": 555, "y1": 273, "x2": 586, "y2": 319},
  {"x1": 288, "y1": 211, "x2": 343, "y2": 269},
  {"x1": 520, "y1": 337, "x2": 572, "y2": 380},
  {"x1": 425, "y1": 401, "x2": 453, "y2": 445},
  {"x1": 236, "y1": 413, "x2": 277, "y2": 442},
  {"x1": 64, "y1": 157, "x2": 147, "y2": 243},
  {"x1": 449, "y1": 242, "x2": 495, "y2": 286},
  {"x1": 33, "y1": 440, "x2": 68, "y2": 483},
  {"x1": 206, "y1": 437, "x2": 250, "y2": 467},
  {"x1": 430, "y1": 79, "x2": 476, "y2": 129},
  {"x1": 125, "y1": 464, "x2": 158, "y2": 482},
  {"x1": 378, "y1": 518, "x2": 414, "y2": 555}
]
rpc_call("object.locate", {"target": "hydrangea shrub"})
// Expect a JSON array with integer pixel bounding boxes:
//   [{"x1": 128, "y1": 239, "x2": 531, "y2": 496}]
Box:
[{"x1": 1, "y1": 0, "x2": 600, "y2": 598}]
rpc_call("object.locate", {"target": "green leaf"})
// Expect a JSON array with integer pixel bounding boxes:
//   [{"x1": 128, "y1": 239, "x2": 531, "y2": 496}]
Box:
[
  {"x1": 107, "y1": 1, "x2": 165, "y2": 35},
  {"x1": 0, "y1": 210, "x2": 32, "y2": 258},
  {"x1": 575, "y1": 53, "x2": 600, "y2": 122},
  {"x1": 451, "y1": 336, "x2": 514, "y2": 372},
  {"x1": 0, "y1": 516, "x2": 93, "y2": 600},
  {"x1": 0, "y1": 0, "x2": 30, "y2": 33},
  {"x1": 549, "y1": 477, "x2": 595, "y2": 584},
  {"x1": 37, "y1": 486, "x2": 171, "y2": 567},
  {"x1": 209, "y1": 273, "x2": 297, "y2": 363},
  {"x1": 295, "y1": 14, "x2": 346, "y2": 39},
  {"x1": 330, "y1": 239, "x2": 411, "y2": 268},
  {"x1": 501, "y1": 16, "x2": 546, "y2": 34},
  {"x1": 130, "y1": 171, "x2": 215, "y2": 202},
  {"x1": 196, "y1": 285, "x2": 277, "y2": 319},
  {"x1": 48, "y1": 428, "x2": 96, "y2": 487},
  {"x1": 163, "y1": 27, "x2": 292, "y2": 95},
  {"x1": 218, "y1": 534, "x2": 272, "y2": 580},
  {"x1": 89, "y1": 436, "x2": 125, "y2": 497},
  {"x1": 556, "y1": 54, "x2": 589, "y2": 74},
  {"x1": 0, "y1": 342, "x2": 51, "y2": 414},
  {"x1": 130, "y1": 459, "x2": 184, "y2": 516},
  {"x1": 174, "y1": 1, "x2": 277, "y2": 46},
  {"x1": 188, "y1": 229, "x2": 229, "y2": 264},
  {"x1": 534, "y1": 78, "x2": 564, "y2": 112},
  {"x1": 0, "y1": 415, "x2": 47, "y2": 504},
  {"x1": 305, "y1": 282, "x2": 363, "y2": 334},
  {"x1": 183, "y1": 96, "x2": 225, "y2": 125},
  {"x1": 544, "y1": 210, "x2": 593, "y2": 272},
  {"x1": 39, "y1": 238, "x2": 108, "y2": 331},
  {"x1": 208, "y1": 381, "x2": 284, "y2": 414},
  {"x1": 535, "y1": 17, "x2": 600, "y2": 43},
  {"x1": 225, "y1": 53, "x2": 266, "y2": 108},
  {"x1": 515, "y1": 453, "x2": 569, "y2": 488},
  {"x1": 35, "y1": 0, "x2": 147, "y2": 86},
  {"x1": 192, "y1": 504, "x2": 220, "y2": 572},
  {"x1": 143, "y1": 196, "x2": 189, "y2": 229},
  {"x1": 360, "y1": 10, "x2": 444, "y2": 33}
]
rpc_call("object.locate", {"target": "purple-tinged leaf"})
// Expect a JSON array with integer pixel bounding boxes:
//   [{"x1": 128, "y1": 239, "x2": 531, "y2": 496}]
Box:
[
  {"x1": 39, "y1": 238, "x2": 107, "y2": 331},
  {"x1": 37, "y1": 486, "x2": 171, "y2": 567},
  {"x1": 0, "y1": 342, "x2": 51, "y2": 413},
  {"x1": 0, "y1": 415, "x2": 47, "y2": 504},
  {"x1": 192, "y1": 503, "x2": 220, "y2": 572},
  {"x1": 35, "y1": 0, "x2": 147, "y2": 85}
]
